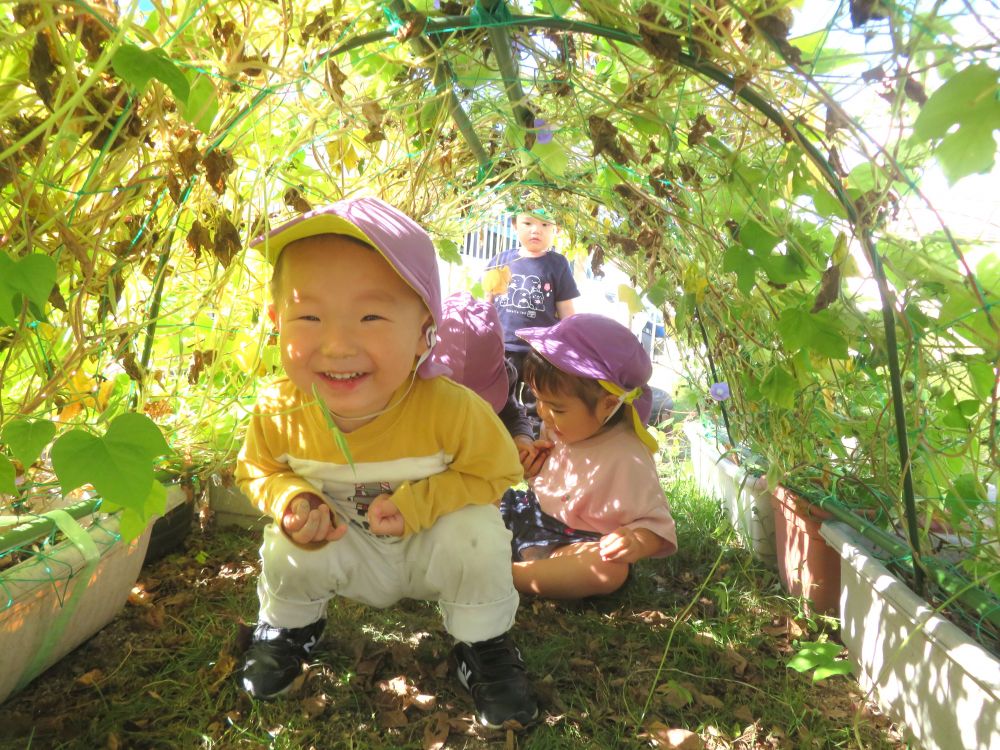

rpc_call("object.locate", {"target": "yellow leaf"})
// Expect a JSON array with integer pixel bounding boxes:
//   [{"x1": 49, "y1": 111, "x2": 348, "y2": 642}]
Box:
[
  {"x1": 68, "y1": 370, "x2": 96, "y2": 397},
  {"x1": 483, "y1": 266, "x2": 511, "y2": 296},
  {"x1": 618, "y1": 284, "x2": 644, "y2": 316},
  {"x1": 96, "y1": 380, "x2": 115, "y2": 411},
  {"x1": 325, "y1": 137, "x2": 358, "y2": 172},
  {"x1": 59, "y1": 401, "x2": 84, "y2": 422},
  {"x1": 33, "y1": 322, "x2": 58, "y2": 342},
  {"x1": 831, "y1": 231, "x2": 849, "y2": 265}
]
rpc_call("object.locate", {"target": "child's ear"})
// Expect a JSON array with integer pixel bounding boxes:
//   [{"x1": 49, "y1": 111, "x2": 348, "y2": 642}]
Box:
[
  {"x1": 596, "y1": 392, "x2": 622, "y2": 422},
  {"x1": 418, "y1": 315, "x2": 435, "y2": 355}
]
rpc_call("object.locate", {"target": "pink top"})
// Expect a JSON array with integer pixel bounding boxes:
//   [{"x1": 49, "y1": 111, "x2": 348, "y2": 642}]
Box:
[{"x1": 529, "y1": 422, "x2": 677, "y2": 557}]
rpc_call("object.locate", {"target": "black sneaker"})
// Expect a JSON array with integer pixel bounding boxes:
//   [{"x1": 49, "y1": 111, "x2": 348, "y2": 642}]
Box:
[
  {"x1": 240, "y1": 619, "x2": 325, "y2": 699},
  {"x1": 453, "y1": 634, "x2": 539, "y2": 728}
]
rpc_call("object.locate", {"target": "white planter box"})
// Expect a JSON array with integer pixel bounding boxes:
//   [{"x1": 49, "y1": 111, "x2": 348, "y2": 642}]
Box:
[
  {"x1": 0, "y1": 485, "x2": 186, "y2": 704},
  {"x1": 684, "y1": 421, "x2": 776, "y2": 566},
  {"x1": 208, "y1": 480, "x2": 268, "y2": 529},
  {"x1": 821, "y1": 521, "x2": 1000, "y2": 750}
]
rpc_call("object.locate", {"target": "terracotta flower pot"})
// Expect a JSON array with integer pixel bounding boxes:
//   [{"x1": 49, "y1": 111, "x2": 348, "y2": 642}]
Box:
[{"x1": 769, "y1": 484, "x2": 841, "y2": 615}]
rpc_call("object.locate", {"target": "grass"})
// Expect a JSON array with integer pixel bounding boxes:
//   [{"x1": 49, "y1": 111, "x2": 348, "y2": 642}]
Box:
[{"x1": 0, "y1": 461, "x2": 908, "y2": 749}]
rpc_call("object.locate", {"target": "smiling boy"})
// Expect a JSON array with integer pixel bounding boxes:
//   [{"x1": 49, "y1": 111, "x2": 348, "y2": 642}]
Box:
[{"x1": 234, "y1": 198, "x2": 537, "y2": 728}]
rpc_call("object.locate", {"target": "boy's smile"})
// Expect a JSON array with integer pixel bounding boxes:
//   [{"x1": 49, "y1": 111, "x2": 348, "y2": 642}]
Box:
[{"x1": 269, "y1": 235, "x2": 432, "y2": 432}]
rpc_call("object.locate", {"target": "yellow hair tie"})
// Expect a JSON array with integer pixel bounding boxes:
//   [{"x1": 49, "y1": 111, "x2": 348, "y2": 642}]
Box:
[{"x1": 597, "y1": 380, "x2": 659, "y2": 454}]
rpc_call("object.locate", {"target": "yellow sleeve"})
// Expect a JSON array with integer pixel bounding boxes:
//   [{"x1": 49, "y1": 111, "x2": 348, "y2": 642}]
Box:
[
  {"x1": 390, "y1": 392, "x2": 522, "y2": 535},
  {"x1": 234, "y1": 397, "x2": 318, "y2": 524}
]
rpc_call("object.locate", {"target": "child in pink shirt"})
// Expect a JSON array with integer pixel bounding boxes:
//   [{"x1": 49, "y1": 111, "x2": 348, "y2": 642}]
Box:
[{"x1": 500, "y1": 314, "x2": 677, "y2": 599}]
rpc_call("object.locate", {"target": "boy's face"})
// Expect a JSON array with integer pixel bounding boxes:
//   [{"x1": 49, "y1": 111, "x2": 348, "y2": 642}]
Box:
[
  {"x1": 532, "y1": 385, "x2": 620, "y2": 445},
  {"x1": 269, "y1": 235, "x2": 432, "y2": 432},
  {"x1": 514, "y1": 214, "x2": 557, "y2": 257}
]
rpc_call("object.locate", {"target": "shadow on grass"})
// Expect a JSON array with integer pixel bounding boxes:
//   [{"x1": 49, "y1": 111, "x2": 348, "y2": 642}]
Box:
[{"x1": 0, "y1": 479, "x2": 907, "y2": 749}]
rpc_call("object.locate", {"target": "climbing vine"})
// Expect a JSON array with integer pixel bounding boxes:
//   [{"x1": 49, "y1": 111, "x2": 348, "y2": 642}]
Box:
[{"x1": 0, "y1": 1, "x2": 997, "y2": 630}]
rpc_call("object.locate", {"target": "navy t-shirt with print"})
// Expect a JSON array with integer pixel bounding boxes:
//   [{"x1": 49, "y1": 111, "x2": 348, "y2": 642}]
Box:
[{"x1": 487, "y1": 249, "x2": 580, "y2": 352}]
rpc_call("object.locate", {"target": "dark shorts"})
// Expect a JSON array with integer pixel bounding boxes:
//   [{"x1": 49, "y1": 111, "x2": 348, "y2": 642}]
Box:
[{"x1": 500, "y1": 488, "x2": 602, "y2": 562}]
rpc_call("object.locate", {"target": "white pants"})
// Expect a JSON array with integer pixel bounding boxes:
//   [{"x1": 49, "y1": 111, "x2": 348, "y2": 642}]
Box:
[{"x1": 256, "y1": 504, "x2": 519, "y2": 644}]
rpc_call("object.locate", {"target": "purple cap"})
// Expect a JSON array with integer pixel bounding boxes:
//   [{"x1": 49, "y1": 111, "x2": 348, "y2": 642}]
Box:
[
  {"x1": 252, "y1": 197, "x2": 445, "y2": 378},
  {"x1": 432, "y1": 292, "x2": 508, "y2": 413},
  {"x1": 516, "y1": 314, "x2": 653, "y2": 423}
]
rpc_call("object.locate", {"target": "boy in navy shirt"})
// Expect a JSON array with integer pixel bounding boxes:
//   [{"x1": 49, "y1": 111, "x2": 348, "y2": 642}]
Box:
[{"x1": 484, "y1": 208, "x2": 579, "y2": 433}]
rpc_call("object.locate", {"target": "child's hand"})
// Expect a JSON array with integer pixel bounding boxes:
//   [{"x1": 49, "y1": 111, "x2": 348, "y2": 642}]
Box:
[
  {"x1": 367, "y1": 493, "x2": 405, "y2": 537},
  {"x1": 598, "y1": 526, "x2": 648, "y2": 564},
  {"x1": 515, "y1": 435, "x2": 553, "y2": 478},
  {"x1": 282, "y1": 492, "x2": 347, "y2": 548}
]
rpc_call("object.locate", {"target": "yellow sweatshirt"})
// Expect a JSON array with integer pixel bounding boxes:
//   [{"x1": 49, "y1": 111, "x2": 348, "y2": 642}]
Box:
[{"x1": 235, "y1": 376, "x2": 522, "y2": 536}]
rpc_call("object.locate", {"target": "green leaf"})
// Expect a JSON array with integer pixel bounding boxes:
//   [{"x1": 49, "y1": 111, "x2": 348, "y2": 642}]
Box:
[
  {"x1": 535, "y1": 0, "x2": 573, "y2": 14},
  {"x1": 111, "y1": 43, "x2": 190, "y2": 103},
  {"x1": 759, "y1": 365, "x2": 797, "y2": 410},
  {"x1": 935, "y1": 120, "x2": 999, "y2": 183},
  {"x1": 912, "y1": 64, "x2": 1000, "y2": 183},
  {"x1": 530, "y1": 140, "x2": 569, "y2": 179},
  {"x1": 812, "y1": 661, "x2": 853, "y2": 681},
  {"x1": 0, "y1": 455, "x2": 15, "y2": 496},
  {"x1": 777, "y1": 308, "x2": 850, "y2": 359},
  {"x1": 435, "y1": 238, "x2": 463, "y2": 265},
  {"x1": 1, "y1": 418, "x2": 57, "y2": 467},
  {"x1": 758, "y1": 252, "x2": 810, "y2": 285},
  {"x1": 313, "y1": 384, "x2": 355, "y2": 470},
  {"x1": 0, "y1": 252, "x2": 57, "y2": 326},
  {"x1": 787, "y1": 640, "x2": 844, "y2": 677},
  {"x1": 912, "y1": 64, "x2": 1000, "y2": 141},
  {"x1": 966, "y1": 361, "x2": 994, "y2": 401},
  {"x1": 645, "y1": 276, "x2": 671, "y2": 308},
  {"x1": 181, "y1": 75, "x2": 218, "y2": 134},
  {"x1": 722, "y1": 245, "x2": 759, "y2": 295},
  {"x1": 50, "y1": 414, "x2": 170, "y2": 514},
  {"x1": 738, "y1": 220, "x2": 781, "y2": 254},
  {"x1": 111, "y1": 481, "x2": 166, "y2": 541}
]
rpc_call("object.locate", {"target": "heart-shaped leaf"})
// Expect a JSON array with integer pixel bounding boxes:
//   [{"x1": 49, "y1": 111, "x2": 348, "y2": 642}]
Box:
[
  {"x1": 0, "y1": 252, "x2": 57, "y2": 326},
  {"x1": 50, "y1": 414, "x2": 170, "y2": 514},
  {"x1": 2, "y1": 418, "x2": 57, "y2": 468}
]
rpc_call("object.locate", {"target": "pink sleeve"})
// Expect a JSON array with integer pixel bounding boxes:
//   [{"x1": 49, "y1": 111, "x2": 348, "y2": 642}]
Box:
[{"x1": 589, "y1": 443, "x2": 678, "y2": 558}]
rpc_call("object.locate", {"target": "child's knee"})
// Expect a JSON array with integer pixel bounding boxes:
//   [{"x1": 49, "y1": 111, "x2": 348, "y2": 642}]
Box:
[
  {"x1": 425, "y1": 505, "x2": 512, "y2": 574},
  {"x1": 592, "y1": 561, "x2": 629, "y2": 595}
]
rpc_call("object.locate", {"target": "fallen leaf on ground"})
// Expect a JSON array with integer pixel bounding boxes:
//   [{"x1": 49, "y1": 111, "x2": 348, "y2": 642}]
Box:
[
  {"x1": 378, "y1": 708, "x2": 408, "y2": 728},
  {"x1": 301, "y1": 694, "x2": 328, "y2": 719},
  {"x1": 423, "y1": 711, "x2": 450, "y2": 749},
  {"x1": 77, "y1": 668, "x2": 103, "y2": 686},
  {"x1": 640, "y1": 721, "x2": 704, "y2": 749}
]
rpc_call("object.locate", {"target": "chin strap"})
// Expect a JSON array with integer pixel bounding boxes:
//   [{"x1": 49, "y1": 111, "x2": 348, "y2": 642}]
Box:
[{"x1": 597, "y1": 380, "x2": 658, "y2": 454}]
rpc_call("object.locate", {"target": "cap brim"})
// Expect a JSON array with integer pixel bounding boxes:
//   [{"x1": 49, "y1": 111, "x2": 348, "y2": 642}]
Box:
[{"x1": 251, "y1": 212, "x2": 375, "y2": 264}]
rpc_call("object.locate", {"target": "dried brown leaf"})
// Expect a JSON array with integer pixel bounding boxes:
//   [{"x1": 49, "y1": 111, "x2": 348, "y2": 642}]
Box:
[
  {"x1": 77, "y1": 668, "x2": 104, "y2": 686},
  {"x1": 423, "y1": 711, "x2": 450, "y2": 750}
]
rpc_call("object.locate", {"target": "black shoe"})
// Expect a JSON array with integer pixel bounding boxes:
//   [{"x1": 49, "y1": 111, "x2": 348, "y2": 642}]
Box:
[
  {"x1": 453, "y1": 634, "x2": 539, "y2": 728},
  {"x1": 241, "y1": 619, "x2": 325, "y2": 699}
]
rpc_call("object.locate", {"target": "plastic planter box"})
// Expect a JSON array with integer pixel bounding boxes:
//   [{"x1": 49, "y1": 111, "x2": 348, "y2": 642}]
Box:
[
  {"x1": 684, "y1": 421, "x2": 776, "y2": 566},
  {"x1": 0, "y1": 485, "x2": 186, "y2": 704},
  {"x1": 820, "y1": 521, "x2": 1000, "y2": 750}
]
